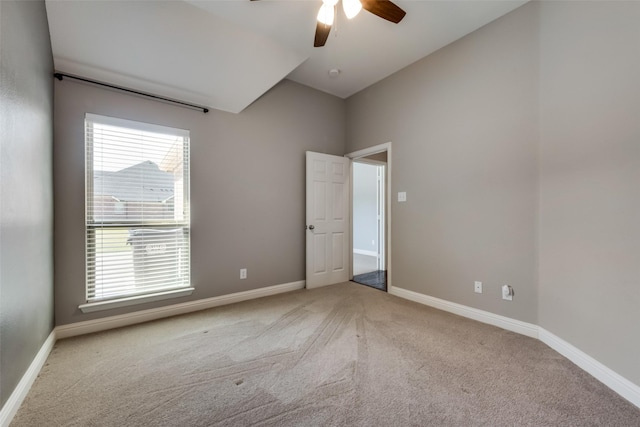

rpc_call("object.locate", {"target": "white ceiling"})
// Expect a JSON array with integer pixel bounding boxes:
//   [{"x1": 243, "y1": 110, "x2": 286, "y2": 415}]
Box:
[{"x1": 46, "y1": 0, "x2": 527, "y2": 114}]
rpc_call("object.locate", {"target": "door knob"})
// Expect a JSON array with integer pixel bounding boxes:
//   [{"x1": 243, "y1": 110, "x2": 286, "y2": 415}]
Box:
[{"x1": 308, "y1": 225, "x2": 315, "y2": 230}]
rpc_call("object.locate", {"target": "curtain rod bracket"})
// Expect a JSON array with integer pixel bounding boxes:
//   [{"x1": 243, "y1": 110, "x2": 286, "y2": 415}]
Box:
[{"x1": 53, "y1": 72, "x2": 209, "y2": 114}]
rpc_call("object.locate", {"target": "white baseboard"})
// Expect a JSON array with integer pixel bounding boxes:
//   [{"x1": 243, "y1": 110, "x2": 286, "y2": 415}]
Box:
[
  {"x1": 56, "y1": 280, "x2": 305, "y2": 339},
  {"x1": 539, "y1": 328, "x2": 640, "y2": 409},
  {"x1": 389, "y1": 286, "x2": 539, "y2": 338},
  {"x1": 389, "y1": 285, "x2": 640, "y2": 410},
  {"x1": 0, "y1": 331, "x2": 56, "y2": 427},
  {"x1": 353, "y1": 249, "x2": 378, "y2": 257}
]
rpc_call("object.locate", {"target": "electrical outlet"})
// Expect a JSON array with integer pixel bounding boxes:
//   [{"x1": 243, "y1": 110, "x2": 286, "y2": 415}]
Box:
[
  {"x1": 474, "y1": 281, "x2": 482, "y2": 294},
  {"x1": 240, "y1": 268, "x2": 247, "y2": 279},
  {"x1": 502, "y1": 285, "x2": 513, "y2": 301}
]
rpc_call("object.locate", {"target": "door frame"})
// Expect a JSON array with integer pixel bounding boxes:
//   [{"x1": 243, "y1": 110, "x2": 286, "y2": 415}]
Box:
[
  {"x1": 352, "y1": 159, "x2": 385, "y2": 271},
  {"x1": 345, "y1": 142, "x2": 392, "y2": 291}
]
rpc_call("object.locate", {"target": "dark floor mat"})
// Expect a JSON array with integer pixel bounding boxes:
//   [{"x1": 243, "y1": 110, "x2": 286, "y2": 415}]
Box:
[{"x1": 352, "y1": 270, "x2": 386, "y2": 291}]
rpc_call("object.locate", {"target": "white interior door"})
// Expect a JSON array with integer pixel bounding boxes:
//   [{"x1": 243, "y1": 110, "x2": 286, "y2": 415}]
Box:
[{"x1": 306, "y1": 152, "x2": 350, "y2": 289}]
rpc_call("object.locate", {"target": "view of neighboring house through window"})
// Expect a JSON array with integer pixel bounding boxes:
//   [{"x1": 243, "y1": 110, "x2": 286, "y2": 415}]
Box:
[{"x1": 85, "y1": 113, "x2": 190, "y2": 302}]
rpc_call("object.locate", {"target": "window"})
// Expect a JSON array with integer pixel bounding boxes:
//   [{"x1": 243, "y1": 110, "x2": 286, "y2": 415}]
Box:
[{"x1": 84, "y1": 114, "x2": 191, "y2": 307}]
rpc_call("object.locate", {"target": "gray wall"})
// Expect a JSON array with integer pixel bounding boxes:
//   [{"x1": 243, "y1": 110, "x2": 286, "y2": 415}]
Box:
[
  {"x1": 347, "y1": 3, "x2": 539, "y2": 323},
  {"x1": 0, "y1": 0, "x2": 54, "y2": 408},
  {"x1": 54, "y1": 78, "x2": 346, "y2": 325},
  {"x1": 538, "y1": 1, "x2": 640, "y2": 386},
  {"x1": 353, "y1": 162, "x2": 379, "y2": 252},
  {"x1": 347, "y1": 0, "x2": 640, "y2": 387}
]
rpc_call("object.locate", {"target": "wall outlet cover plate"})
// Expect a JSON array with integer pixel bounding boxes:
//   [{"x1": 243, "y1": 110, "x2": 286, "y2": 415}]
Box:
[
  {"x1": 474, "y1": 281, "x2": 482, "y2": 293},
  {"x1": 502, "y1": 285, "x2": 513, "y2": 301}
]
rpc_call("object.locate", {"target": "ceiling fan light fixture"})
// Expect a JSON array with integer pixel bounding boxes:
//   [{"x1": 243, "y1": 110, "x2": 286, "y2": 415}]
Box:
[
  {"x1": 343, "y1": 0, "x2": 362, "y2": 19},
  {"x1": 317, "y1": 3, "x2": 335, "y2": 26}
]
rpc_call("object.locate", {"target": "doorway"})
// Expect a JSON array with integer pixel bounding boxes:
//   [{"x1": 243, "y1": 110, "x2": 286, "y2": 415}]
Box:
[{"x1": 348, "y1": 144, "x2": 390, "y2": 292}]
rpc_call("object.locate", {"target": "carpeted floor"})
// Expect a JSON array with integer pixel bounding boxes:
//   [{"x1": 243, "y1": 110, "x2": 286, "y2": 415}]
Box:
[{"x1": 11, "y1": 282, "x2": 640, "y2": 426}]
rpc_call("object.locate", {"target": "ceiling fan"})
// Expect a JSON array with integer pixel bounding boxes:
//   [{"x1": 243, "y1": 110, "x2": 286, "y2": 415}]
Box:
[{"x1": 251, "y1": 0, "x2": 406, "y2": 48}]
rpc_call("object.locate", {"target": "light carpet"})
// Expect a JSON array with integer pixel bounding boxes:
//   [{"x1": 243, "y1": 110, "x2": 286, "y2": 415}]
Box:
[{"x1": 11, "y1": 282, "x2": 640, "y2": 426}]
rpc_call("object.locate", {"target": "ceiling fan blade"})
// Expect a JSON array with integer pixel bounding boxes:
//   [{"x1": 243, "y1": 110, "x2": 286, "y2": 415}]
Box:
[
  {"x1": 361, "y1": 0, "x2": 406, "y2": 24},
  {"x1": 314, "y1": 22, "x2": 332, "y2": 47}
]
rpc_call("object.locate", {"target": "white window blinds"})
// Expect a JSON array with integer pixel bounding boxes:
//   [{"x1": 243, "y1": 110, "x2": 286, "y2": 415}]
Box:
[{"x1": 85, "y1": 114, "x2": 190, "y2": 302}]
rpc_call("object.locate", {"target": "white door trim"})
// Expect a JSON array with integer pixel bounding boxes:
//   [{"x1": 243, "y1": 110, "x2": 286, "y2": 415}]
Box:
[
  {"x1": 377, "y1": 165, "x2": 385, "y2": 271},
  {"x1": 346, "y1": 142, "x2": 392, "y2": 290}
]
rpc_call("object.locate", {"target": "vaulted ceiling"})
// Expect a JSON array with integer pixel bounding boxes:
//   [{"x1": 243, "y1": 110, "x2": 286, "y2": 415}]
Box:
[{"x1": 45, "y1": 0, "x2": 527, "y2": 113}]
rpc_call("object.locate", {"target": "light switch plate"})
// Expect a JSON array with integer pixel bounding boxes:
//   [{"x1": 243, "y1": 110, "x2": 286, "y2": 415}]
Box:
[{"x1": 398, "y1": 192, "x2": 407, "y2": 202}]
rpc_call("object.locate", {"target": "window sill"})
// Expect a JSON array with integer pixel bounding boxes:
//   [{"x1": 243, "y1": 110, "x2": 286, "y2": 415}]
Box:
[{"x1": 79, "y1": 287, "x2": 195, "y2": 313}]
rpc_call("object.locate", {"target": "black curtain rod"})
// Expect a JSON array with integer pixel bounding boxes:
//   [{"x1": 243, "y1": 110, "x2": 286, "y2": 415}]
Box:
[{"x1": 53, "y1": 73, "x2": 209, "y2": 113}]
